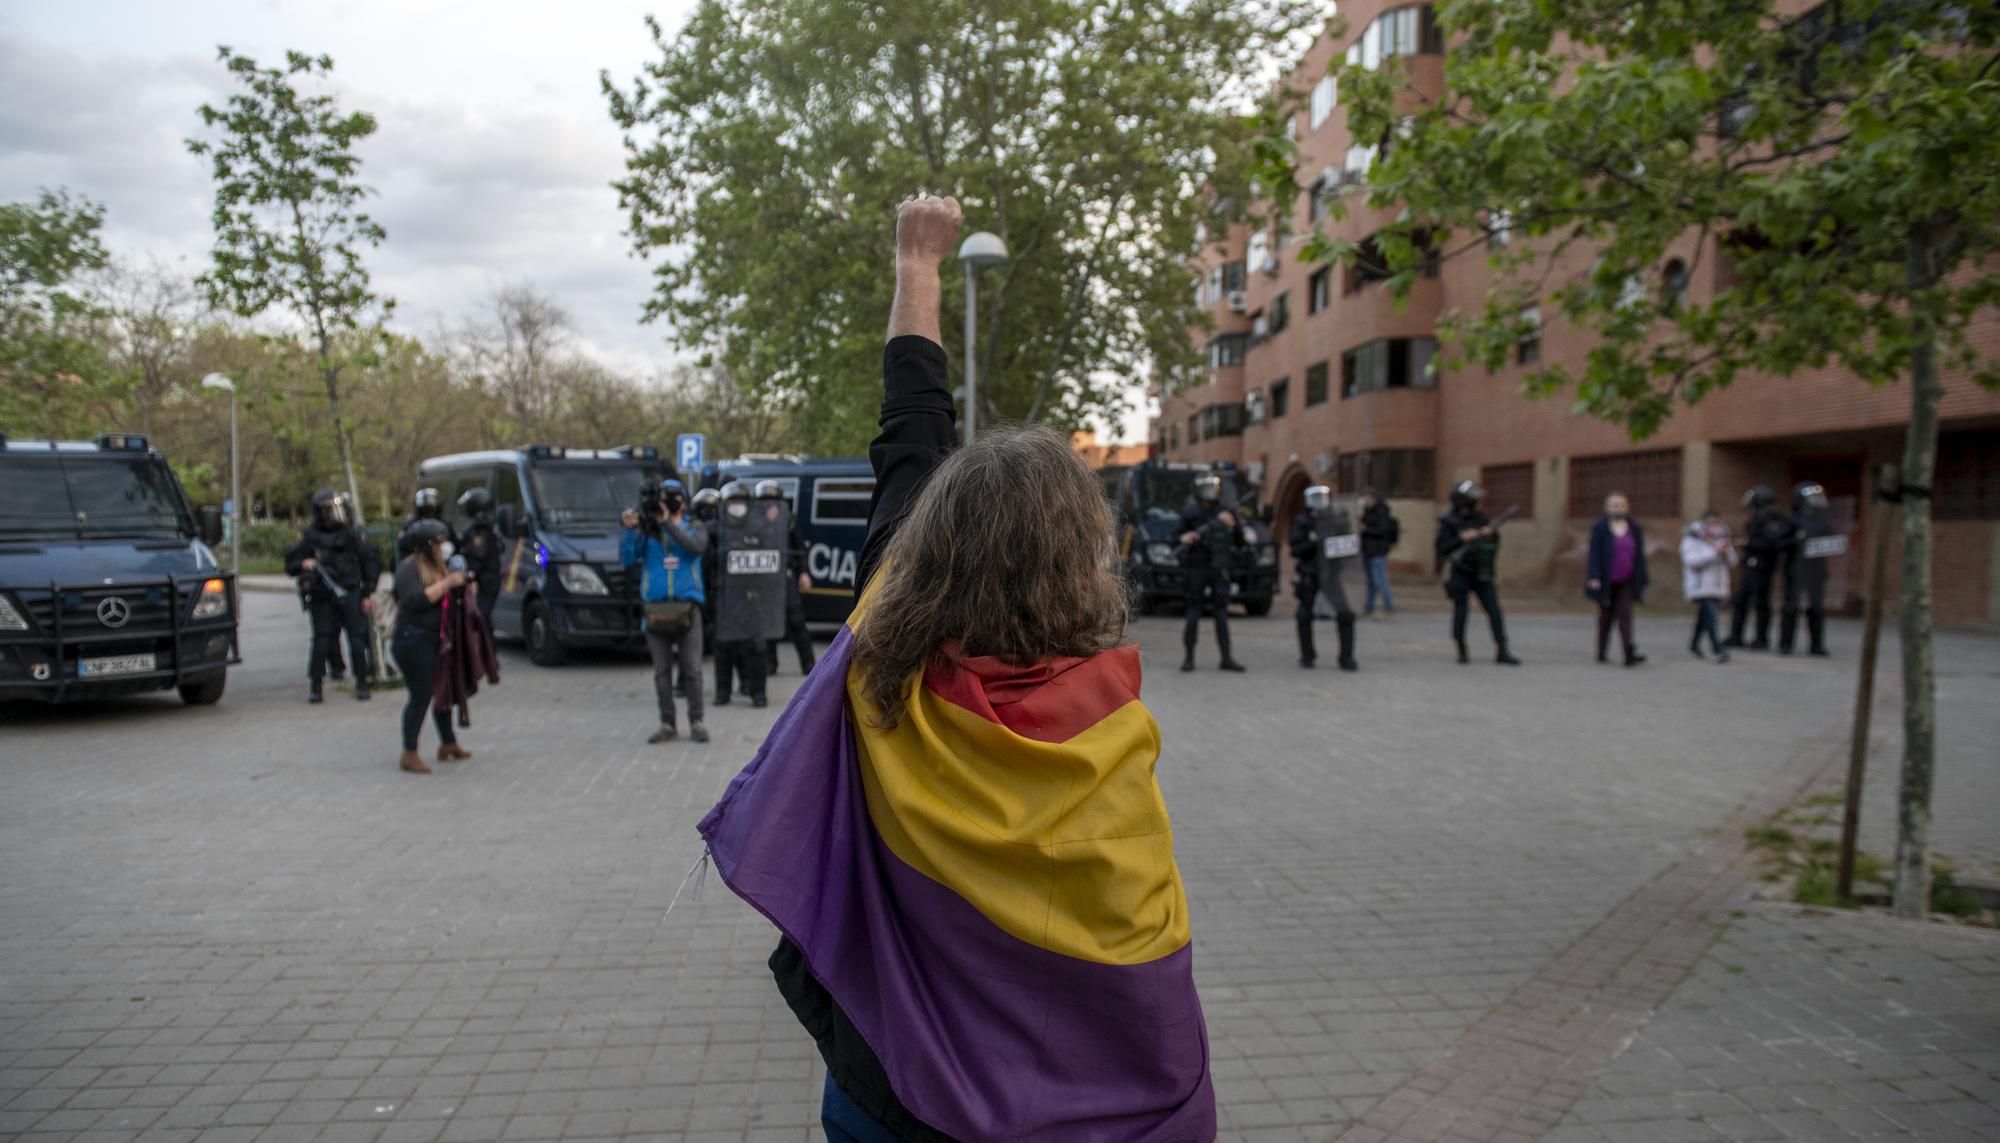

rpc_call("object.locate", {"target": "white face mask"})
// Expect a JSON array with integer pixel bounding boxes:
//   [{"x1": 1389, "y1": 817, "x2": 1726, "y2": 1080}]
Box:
[
  {"x1": 726, "y1": 503, "x2": 748, "y2": 519},
  {"x1": 439, "y1": 541, "x2": 455, "y2": 560}
]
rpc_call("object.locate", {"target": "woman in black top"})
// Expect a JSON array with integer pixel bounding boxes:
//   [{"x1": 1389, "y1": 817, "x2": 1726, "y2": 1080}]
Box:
[{"x1": 392, "y1": 520, "x2": 470, "y2": 774}]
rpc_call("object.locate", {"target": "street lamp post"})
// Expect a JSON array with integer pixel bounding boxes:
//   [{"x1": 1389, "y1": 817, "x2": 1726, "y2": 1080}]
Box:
[
  {"x1": 956, "y1": 231, "x2": 1008, "y2": 442},
  {"x1": 200, "y1": 372, "x2": 240, "y2": 572}
]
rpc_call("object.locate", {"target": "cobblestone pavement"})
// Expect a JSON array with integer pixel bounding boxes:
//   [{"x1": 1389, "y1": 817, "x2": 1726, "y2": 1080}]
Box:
[{"x1": 2, "y1": 593, "x2": 1995, "y2": 1142}]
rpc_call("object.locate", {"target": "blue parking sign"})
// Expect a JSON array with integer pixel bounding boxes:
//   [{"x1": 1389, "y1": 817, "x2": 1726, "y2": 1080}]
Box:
[{"x1": 677, "y1": 433, "x2": 705, "y2": 470}]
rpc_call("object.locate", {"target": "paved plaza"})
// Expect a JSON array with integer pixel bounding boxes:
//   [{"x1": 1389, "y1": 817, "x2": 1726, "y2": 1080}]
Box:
[{"x1": 3, "y1": 590, "x2": 1997, "y2": 1142}]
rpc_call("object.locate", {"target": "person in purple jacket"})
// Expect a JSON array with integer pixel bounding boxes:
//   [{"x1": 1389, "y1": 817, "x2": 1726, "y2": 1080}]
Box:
[{"x1": 1586, "y1": 492, "x2": 1649, "y2": 666}]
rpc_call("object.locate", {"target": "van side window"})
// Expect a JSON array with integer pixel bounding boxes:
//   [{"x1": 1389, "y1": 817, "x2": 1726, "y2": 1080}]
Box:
[
  {"x1": 494, "y1": 465, "x2": 525, "y2": 518},
  {"x1": 811, "y1": 478, "x2": 875, "y2": 524}
]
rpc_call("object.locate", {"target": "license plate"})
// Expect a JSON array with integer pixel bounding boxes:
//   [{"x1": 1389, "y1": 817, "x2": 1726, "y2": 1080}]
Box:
[
  {"x1": 1323, "y1": 534, "x2": 1361, "y2": 559},
  {"x1": 726, "y1": 549, "x2": 782, "y2": 574},
  {"x1": 78, "y1": 652, "x2": 156, "y2": 678}
]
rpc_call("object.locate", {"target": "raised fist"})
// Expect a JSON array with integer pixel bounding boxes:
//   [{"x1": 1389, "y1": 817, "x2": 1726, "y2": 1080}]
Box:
[{"x1": 896, "y1": 194, "x2": 962, "y2": 271}]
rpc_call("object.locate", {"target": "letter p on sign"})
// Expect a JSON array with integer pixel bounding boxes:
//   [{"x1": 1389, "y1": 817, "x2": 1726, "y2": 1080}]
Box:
[{"x1": 677, "y1": 433, "x2": 705, "y2": 470}]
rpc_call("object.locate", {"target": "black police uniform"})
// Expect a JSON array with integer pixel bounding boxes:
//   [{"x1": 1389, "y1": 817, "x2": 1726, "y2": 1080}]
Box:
[
  {"x1": 1780, "y1": 500, "x2": 1836, "y2": 657},
  {"x1": 1436, "y1": 505, "x2": 1518, "y2": 664},
  {"x1": 766, "y1": 516, "x2": 816, "y2": 676},
  {"x1": 285, "y1": 517, "x2": 383, "y2": 696},
  {"x1": 459, "y1": 517, "x2": 505, "y2": 632},
  {"x1": 1290, "y1": 512, "x2": 1321, "y2": 667},
  {"x1": 1727, "y1": 504, "x2": 1795, "y2": 649},
  {"x1": 1178, "y1": 498, "x2": 1243, "y2": 670}
]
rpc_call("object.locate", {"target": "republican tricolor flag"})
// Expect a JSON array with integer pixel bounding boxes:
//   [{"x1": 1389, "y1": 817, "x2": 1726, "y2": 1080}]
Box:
[{"x1": 698, "y1": 590, "x2": 1214, "y2": 1140}]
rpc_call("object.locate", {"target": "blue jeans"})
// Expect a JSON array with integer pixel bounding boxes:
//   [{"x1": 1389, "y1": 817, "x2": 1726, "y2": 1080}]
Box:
[
  {"x1": 823, "y1": 1074, "x2": 902, "y2": 1142},
  {"x1": 1363, "y1": 555, "x2": 1396, "y2": 614}
]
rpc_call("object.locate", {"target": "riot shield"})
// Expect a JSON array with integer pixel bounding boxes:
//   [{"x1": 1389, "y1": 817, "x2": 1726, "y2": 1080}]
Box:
[
  {"x1": 1312, "y1": 507, "x2": 1359, "y2": 617},
  {"x1": 716, "y1": 500, "x2": 790, "y2": 642}
]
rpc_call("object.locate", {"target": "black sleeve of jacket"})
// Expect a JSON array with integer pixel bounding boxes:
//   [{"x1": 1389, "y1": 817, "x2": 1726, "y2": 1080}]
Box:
[
  {"x1": 857, "y1": 336, "x2": 955, "y2": 592},
  {"x1": 1435, "y1": 515, "x2": 1463, "y2": 560},
  {"x1": 283, "y1": 531, "x2": 314, "y2": 578}
]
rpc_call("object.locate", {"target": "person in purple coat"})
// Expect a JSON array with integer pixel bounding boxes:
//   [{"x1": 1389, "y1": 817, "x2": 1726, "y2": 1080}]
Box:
[{"x1": 1586, "y1": 492, "x2": 1649, "y2": 666}]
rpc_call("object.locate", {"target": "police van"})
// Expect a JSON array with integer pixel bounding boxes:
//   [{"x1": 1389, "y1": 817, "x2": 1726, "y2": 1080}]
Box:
[
  {"x1": 0, "y1": 433, "x2": 237, "y2": 704},
  {"x1": 699, "y1": 455, "x2": 874, "y2": 625},
  {"x1": 416, "y1": 443, "x2": 673, "y2": 665},
  {"x1": 1104, "y1": 460, "x2": 1279, "y2": 616}
]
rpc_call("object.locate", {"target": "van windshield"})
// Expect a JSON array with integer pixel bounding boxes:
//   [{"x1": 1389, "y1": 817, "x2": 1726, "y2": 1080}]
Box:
[
  {"x1": 0, "y1": 455, "x2": 193, "y2": 539},
  {"x1": 530, "y1": 462, "x2": 664, "y2": 526},
  {"x1": 1132, "y1": 470, "x2": 1248, "y2": 523}
]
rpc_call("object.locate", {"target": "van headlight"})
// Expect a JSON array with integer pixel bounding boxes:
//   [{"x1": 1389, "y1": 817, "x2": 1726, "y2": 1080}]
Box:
[
  {"x1": 1146, "y1": 542, "x2": 1178, "y2": 567},
  {"x1": 190, "y1": 578, "x2": 231, "y2": 620},
  {"x1": 558, "y1": 563, "x2": 609, "y2": 595},
  {"x1": 0, "y1": 595, "x2": 27, "y2": 631}
]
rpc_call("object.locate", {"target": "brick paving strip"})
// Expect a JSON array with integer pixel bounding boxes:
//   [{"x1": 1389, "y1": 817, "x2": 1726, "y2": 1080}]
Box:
[{"x1": 1334, "y1": 734, "x2": 1846, "y2": 1143}]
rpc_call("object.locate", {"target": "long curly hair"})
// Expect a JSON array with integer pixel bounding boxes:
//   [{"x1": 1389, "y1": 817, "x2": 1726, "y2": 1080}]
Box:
[{"x1": 853, "y1": 424, "x2": 1130, "y2": 728}]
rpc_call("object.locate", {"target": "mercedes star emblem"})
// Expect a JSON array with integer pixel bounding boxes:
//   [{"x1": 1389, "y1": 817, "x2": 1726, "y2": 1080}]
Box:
[{"x1": 97, "y1": 596, "x2": 132, "y2": 628}]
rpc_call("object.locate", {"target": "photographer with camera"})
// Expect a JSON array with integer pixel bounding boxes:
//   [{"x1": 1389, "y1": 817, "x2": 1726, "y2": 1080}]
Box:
[{"x1": 620, "y1": 478, "x2": 710, "y2": 744}]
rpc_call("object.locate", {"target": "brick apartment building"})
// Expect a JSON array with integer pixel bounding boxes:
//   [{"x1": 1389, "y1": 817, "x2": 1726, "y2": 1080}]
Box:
[{"x1": 1152, "y1": 1, "x2": 2000, "y2": 624}]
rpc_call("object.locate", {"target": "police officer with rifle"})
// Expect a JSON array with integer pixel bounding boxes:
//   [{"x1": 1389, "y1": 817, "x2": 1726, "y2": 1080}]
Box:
[
  {"x1": 1779, "y1": 482, "x2": 1838, "y2": 657},
  {"x1": 1178, "y1": 473, "x2": 1247, "y2": 673},
  {"x1": 1436, "y1": 480, "x2": 1522, "y2": 666},
  {"x1": 1291, "y1": 485, "x2": 1360, "y2": 671},
  {"x1": 285, "y1": 489, "x2": 383, "y2": 703},
  {"x1": 1726, "y1": 486, "x2": 1795, "y2": 650}
]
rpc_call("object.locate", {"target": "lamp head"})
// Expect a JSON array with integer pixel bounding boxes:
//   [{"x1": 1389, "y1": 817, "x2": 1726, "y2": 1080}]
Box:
[
  {"x1": 957, "y1": 231, "x2": 1008, "y2": 268},
  {"x1": 199, "y1": 372, "x2": 236, "y2": 393}
]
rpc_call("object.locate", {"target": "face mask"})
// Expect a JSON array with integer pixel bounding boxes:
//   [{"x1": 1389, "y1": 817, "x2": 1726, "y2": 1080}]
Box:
[
  {"x1": 726, "y1": 503, "x2": 748, "y2": 519},
  {"x1": 439, "y1": 541, "x2": 455, "y2": 560}
]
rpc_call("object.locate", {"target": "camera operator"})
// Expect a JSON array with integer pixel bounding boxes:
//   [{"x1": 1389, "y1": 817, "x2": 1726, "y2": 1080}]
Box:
[{"x1": 620, "y1": 479, "x2": 710, "y2": 744}]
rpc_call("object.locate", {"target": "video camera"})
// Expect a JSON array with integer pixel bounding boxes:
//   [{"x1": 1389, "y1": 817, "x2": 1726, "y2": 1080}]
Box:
[{"x1": 637, "y1": 483, "x2": 686, "y2": 530}]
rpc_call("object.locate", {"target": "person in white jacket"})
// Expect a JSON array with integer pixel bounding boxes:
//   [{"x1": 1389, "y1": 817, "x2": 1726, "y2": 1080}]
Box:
[{"x1": 1681, "y1": 511, "x2": 1739, "y2": 662}]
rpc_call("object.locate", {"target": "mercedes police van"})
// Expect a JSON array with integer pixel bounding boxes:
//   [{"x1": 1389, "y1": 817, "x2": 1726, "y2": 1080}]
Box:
[
  {"x1": 699, "y1": 455, "x2": 874, "y2": 625},
  {"x1": 416, "y1": 443, "x2": 672, "y2": 666},
  {"x1": 1106, "y1": 460, "x2": 1278, "y2": 616},
  {"x1": 0, "y1": 433, "x2": 237, "y2": 705}
]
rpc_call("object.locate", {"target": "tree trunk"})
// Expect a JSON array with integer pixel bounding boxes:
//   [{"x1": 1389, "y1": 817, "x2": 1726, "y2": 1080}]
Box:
[
  {"x1": 320, "y1": 344, "x2": 366, "y2": 527},
  {"x1": 1890, "y1": 232, "x2": 1942, "y2": 921}
]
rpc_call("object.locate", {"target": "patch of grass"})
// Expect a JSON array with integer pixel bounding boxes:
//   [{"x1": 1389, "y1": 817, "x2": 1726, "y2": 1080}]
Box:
[
  {"x1": 1795, "y1": 862, "x2": 1843, "y2": 907},
  {"x1": 1745, "y1": 825, "x2": 1794, "y2": 850},
  {"x1": 1800, "y1": 791, "x2": 1846, "y2": 809},
  {"x1": 1932, "y1": 869, "x2": 1983, "y2": 918}
]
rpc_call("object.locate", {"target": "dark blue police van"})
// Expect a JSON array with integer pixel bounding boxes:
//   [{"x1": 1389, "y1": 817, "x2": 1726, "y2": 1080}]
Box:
[
  {"x1": 1104, "y1": 460, "x2": 1278, "y2": 616},
  {"x1": 698, "y1": 455, "x2": 874, "y2": 625},
  {"x1": 416, "y1": 443, "x2": 675, "y2": 666},
  {"x1": 0, "y1": 433, "x2": 237, "y2": 704}
]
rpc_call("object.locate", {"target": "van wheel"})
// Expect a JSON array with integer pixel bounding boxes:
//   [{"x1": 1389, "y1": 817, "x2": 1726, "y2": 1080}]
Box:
[
  {"x1": 525, "y1": 599, "x2": 567, "y2": 666},
  {"x1": 1243, "y1": 596, "x2": 1274, "y2": 617},
  {"x1": 179, "y1": 672, "x2": 226, "y2": 705}
]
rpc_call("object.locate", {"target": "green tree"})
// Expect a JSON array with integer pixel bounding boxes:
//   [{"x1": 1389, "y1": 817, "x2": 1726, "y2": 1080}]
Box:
[
  {"x1": 603, "y1": 0, "x2": 1316, "y2": 453},
  {"x1": 187, "y1": 47, "x2": 391, "y2": 521},
  {"x1": 1294, "y1": 0, "x2": 1999, "y2": 916},
  {"x1": 0, "y1": 189, "x2": 122, "y2": 437}
]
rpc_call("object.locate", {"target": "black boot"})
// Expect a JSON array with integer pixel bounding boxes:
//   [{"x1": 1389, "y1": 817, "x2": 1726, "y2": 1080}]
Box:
[
  {"x1": 308, "y1": 680, "x2": 323, "y2": 704},
  {"x1": 1778, "y1": 611, "x2": 1798, "y2": 655},
  {"x1": 1180, "y1": 646, "x2": 1196, "y2": 672},
  {"x1": 1495, "y1": 643, "x2": 1522, "y2": 666},
  {"x1": 1216, "y1": 635, "x2": 1245, "y2": 672},
  {"x1": 1808, "y1": 613, "x2": 1829, "y2": 657},
  {"x1": 1336, "y1": 615, "x2": 1357, "y2": 671},
  {"x1": 1455, "y1": 638, "x2": 1469, "y2": 664}
]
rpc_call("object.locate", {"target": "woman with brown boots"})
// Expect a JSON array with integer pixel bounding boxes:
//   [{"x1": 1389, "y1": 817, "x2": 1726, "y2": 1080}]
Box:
[{"x1": 391, "y1": 520, "x2": 472, "y2": 774}]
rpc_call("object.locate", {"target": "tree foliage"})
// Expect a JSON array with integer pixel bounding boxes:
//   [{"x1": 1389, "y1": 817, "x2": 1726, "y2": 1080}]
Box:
[
  {"x1": 187, "y1": 47, "x2": 390, "y2": 519},
  {"x1": 0, "y1": 189, "x2": 120, "y2": 436},
  {"x1": 604, "y1": 0, "x2": 1317, "y2": 452}
]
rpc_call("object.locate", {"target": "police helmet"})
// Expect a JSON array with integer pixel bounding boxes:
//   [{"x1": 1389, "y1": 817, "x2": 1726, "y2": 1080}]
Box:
[
  {"x1": 1793, "y1": 482, "x2": 1827, "y2": 512},
  {"x1": 720, "y1": 481, "x2": 750, "y2": 501},
  {"x1": 1742, "y1": 485, "x2": 1776, "y2": 511},
  {"x1": 1449, "y1": 480, "x2": 1485, "y2": 511},
  {"x1": 457, "y1": 487, "x2": 493, "y2": 516},
  {"x1": 753, "y1": 479, "x2": 784, "y2": 500},
  {"x1": 1194, "y1": 473, "x2": 1222, "y2": 503},
  {"x1": 1303, "y1": 485, "x2": 1333, "y2": 513},
  {"x1": 690, "y1": 487, "x2": 720, "y2": 512},
  {"x1": 413, "y1": 487, "x2": 442, "y2": 517},
  {"x1": 404, "y1": 518, "x2": 449, "y2": 551},
  {"x1": 311, "y1": 488, "x2": 348, "y2": 527}
]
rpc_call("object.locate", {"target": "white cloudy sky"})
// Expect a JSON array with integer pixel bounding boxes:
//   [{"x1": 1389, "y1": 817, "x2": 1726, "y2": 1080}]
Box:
[{"x1": 0, "y1": 0, "x2": 696, "y2": 375}]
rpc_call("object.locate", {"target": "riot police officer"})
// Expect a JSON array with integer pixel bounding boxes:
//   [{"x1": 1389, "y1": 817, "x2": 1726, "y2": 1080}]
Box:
[
  {"x1": 1780, "y1": 482, "x2": 1837, "y2": 657},
  {"x1": 1291, "y1": 485, "x2": 1359, "y2": 671},
  {"x1": 714, "y1": 481, "x2": 787, "y2": 707},
  {"x1": 1178, "y1": 473, "x2": 1247, "y2": 672},
  {"x1": 1436, "y1": 480, "x2": 1521, "y2": 665},
  {"x1": 457, "y1": 487, "x2": 505, "y2": 632},
  {"x1": 1726, "y1": 486, "x2": 1795, "y2": 650},
  {"x1": 691, "y1": 487, "x2": 722, "y2": 658},
  {"x1": 755, "y1": 480, "x2": 817, "y2": 677},
  {"x1": 398, "y1": 487, "x2": 458, "y2": 558},
  {"x1": 285, "y1": 489, "x2": 383, "y2": 702}
]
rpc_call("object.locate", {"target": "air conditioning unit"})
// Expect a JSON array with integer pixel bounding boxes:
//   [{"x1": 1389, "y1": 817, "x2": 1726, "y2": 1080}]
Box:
[
  {"x1": 1226, "y1": 290, "x2": 1247, "y2": 313},
  {"x1": 1318, "y1": 166, "x2": 1339, "y2": 189},
  {"x1": 1251, "y1": 315, "x2": 1269, "y2": 339},
  {"x1": 1262, "y1": 253, "x2": 1282, "y2": 277}
]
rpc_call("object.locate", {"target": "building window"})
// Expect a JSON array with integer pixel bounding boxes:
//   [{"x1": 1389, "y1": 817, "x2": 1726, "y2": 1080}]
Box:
[
  {"x1": 1271, "y1": 378, "x2": 1290, "y2": 419},
  {"x1": 1480, "y1": 462, "x2": 1535, "y2": 519},
  {"x1": 1661, "y1": 258, "x2": 1690, "y2": 309},
  {"x1": 1269, "y1": 291, "x2": 1292, "y2": 334},
  {"x1": 1309, "y1": 268, "x2": 1331, "y2": 314},
  {"x1": 1336, "y1": 449, "x2": 1436, "y2": 499},
  {"x1": 1188, "y1": 414, "x2": 1200, "y2": 443},
  {"x1": 1246, "y1": 388, "x2": 1266, "y2": 425},
  {"x1": 1247, "y1": 230, "x2": 1272, "y2": 275},
  {"x1": 1169, "y1": 423, "x2": 1180, "y2": 449},
  {"x1": 1341, "y1": 336, "x2": 1439, "y2": 398},
  {"x1": 1343, "y1": 142, "x2": 1377, "y2": 187},
  {"x1": 1310, "y1": 75, "x2": 1337, "y2": 130},
  {"x1": 1345, "y1": 5, "x2": 1443, "y2": 71},
  {"x1": 1568, "y1": 449, "x2": 1682, "y2": 518},
  {"x1": 1346, "y1": 229, "x2": 1438, "y2": 294},
  {"x1": 1936, "y1": 430, "x2": 2000, "y2": 520},
  {"x1": 1199, "y1": 402, "x2": 1246, "y2": 440},
  {"x1": 1488, "y1": 208, "x2": 1513, "y2": 249},
  {"x1": 1305, "y1": 361, "x2": 1330, "y2": 406},
  {"x1": 1208, "y1": 332, "x2": 1248, "y2": 369},
  {"x1": 1517, "y1": 306, "x2": 1542, "y2": 365},
  {"x1": 1220, "y1": 260, "x2": 1247, "y2": 293},
  {"x1": 1307, "y1": 175, "x2": 1330, "y2": 223}
]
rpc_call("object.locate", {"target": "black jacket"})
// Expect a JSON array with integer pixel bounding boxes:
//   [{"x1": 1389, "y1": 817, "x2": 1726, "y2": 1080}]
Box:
[
  {"x1": 1742, "y1": 508, "x2": 1796, "y2": 558},
  {"x1": 285, "y1": 523, "x2": 383, "y2": 595},
  {"x1": 1360, "y1": 501, "x2": 1400, "y2": 559},
  {"x1": 460, "y1": 520, "x2": 505, "y2": 589},
  {"x1": 1177, "y1": 500, "x2": 1237, "y2": 568},
  {"x1": 1436, "y1": 507, "x2": 1499, "y2": 584}
]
